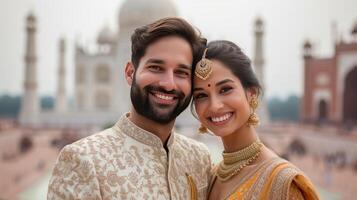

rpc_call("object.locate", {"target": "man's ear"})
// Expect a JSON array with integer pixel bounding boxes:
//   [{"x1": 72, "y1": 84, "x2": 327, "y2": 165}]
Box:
[{"x1": 125, "y1": 62, "x2": 135, "y2": 86}]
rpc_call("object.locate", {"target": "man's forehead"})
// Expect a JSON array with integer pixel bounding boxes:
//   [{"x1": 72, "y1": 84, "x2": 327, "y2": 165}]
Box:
[
  {"x1": 146, "y1": 37, "x2": 192, "y2": 54},
  {"x1": 141, "y1": 48, "x2": 192, "y2": 68}
]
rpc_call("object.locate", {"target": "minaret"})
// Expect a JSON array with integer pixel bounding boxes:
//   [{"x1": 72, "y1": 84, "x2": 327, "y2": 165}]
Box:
[
  {"x1": 301, "y1": 40, "x2": 313, "y2": 122},
  {"x1": 351, "y1": 21, "x2": 357, "y2": 41},
  {"x1": 55, "y1": 38, "x2": 67, "y2": 113},
  {"x1": 19, "y1": 12, "x2": 40, "y2": 127},
  {"x1": 253, "y1": 17, "x2": 270, "y2": 125}
]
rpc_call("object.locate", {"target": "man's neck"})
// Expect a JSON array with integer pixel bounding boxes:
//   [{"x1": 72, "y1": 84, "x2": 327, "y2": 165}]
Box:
[{"x1": 128, "y1": 107, "x2": 175, "y2": 144}]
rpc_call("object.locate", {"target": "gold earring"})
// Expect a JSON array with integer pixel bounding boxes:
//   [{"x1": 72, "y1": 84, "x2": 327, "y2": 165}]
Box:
[
  {"x1": 198, "y1": 124, "x2": 208, "y2": 134},
  {"x1": 247, "y1": 96, "x2": 260, "y2": 127}
]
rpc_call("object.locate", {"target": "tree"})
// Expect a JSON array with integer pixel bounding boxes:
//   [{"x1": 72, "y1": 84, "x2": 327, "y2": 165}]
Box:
[
  {"x1": 268, "y1": 95, "x2": 300, "y2": 122},
  {"x1": 0, "y1": 94, "x2": 54, "y2": 118}
]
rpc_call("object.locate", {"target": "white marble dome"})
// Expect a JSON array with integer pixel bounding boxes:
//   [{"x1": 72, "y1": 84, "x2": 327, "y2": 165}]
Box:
[
  {"x1": 97, "y1": 25, "x2": 117, "y2": 44},
  {"x1": 118, "y1": 0, "x2": 178, "y2": 29}
]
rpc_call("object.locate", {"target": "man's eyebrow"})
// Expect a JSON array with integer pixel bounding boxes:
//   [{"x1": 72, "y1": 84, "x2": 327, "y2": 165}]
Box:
[
  {"x1": 216, "y1": 79, "x2": 234, "y2": 86},
  {"x1": 145, "y1": 59, "x2": 165, "y2": 65}
]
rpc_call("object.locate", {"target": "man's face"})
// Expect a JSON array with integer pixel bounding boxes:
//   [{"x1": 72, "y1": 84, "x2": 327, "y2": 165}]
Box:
[{"x1": 130, "y1": 36, "x2": 193, "y2": 124}]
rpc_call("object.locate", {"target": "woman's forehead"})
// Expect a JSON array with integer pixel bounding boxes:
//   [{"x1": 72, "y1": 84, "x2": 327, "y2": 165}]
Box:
[{"x1": 194, "y1": 61, "x2": 237, "y2": 88}]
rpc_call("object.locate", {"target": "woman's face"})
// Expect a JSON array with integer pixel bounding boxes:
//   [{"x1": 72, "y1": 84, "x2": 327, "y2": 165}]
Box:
[{"x1": 193, "y1": 59, "x2": 253, "y2": 138}]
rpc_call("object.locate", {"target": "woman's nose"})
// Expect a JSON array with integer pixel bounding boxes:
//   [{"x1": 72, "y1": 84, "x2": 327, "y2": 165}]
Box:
[{"x1": 209, "y1": 96, "x2": 224, "y2": 112}]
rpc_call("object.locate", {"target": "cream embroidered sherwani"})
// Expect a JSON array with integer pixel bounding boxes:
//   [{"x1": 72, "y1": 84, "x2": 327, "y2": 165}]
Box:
[{"x1": 48, "y1": 114, "x2": 212, "y2": 200}]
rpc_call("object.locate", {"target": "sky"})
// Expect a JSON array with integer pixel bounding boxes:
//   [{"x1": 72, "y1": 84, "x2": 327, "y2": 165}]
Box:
[{"x1": 0, "y1": 0, "x2": 356, "y2": 99}]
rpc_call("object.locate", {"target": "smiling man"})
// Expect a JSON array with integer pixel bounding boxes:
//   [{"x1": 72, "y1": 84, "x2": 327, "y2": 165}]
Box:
[{"x1": 48, "y1": 18, "x2": 212, "y2": 200}]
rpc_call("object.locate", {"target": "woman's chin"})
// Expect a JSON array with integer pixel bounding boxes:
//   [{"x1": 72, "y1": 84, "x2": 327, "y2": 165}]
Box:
[{"x1": 208, "y1": 127, "x2": 234, "y2": 138}]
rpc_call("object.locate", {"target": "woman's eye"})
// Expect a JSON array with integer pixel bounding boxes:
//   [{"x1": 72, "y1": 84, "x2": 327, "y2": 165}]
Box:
[
  {"x1": 220, "y1": 87, "x2": 232, "y2": 94},
  {"x1": 194, "y1": 93, "x2": 207, "y2": 100}
]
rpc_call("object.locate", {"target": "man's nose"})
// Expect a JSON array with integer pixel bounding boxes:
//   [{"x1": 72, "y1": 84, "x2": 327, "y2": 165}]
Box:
[{"x1": 158, "y1": 71, "x2": 177, "y2": 92}]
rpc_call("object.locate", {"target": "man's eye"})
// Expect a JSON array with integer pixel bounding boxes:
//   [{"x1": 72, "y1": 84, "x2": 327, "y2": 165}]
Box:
[
  {"x1": 220, "y1": 87, "x2": 232, "y2": 94},
  {"x1": 148, "y1": 65, "x2": 162, "y2": 72},
  {"x1": 176, "y1": 70, "x2": 190, "y2": 77}
]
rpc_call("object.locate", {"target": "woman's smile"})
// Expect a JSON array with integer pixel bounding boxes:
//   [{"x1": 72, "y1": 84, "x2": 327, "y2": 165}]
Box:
[{"x1": 208, "y1": 112, "x2": 234, "y2": 126}]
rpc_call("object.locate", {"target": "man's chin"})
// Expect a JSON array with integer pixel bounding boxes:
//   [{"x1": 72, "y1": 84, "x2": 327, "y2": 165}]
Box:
[
  {"x1": 148, "y1": 114, "x2": 175, "y2": 124},
  {"x1": 151, "y1": 110, "x2": 175, "y2": 120},
  {"x1": 147, "y1": 106, "x2": 179, "y2": 123}
]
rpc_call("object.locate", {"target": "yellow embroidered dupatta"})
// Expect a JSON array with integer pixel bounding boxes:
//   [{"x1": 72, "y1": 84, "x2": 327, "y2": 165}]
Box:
[{"x1": 211, "y1": 158, "x2": 319, "y2": 200}]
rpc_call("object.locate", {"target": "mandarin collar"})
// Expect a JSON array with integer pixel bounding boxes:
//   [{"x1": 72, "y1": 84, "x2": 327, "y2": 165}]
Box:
[{"x1": 114, "y1": 113, "x2": 175, "y2": 148}]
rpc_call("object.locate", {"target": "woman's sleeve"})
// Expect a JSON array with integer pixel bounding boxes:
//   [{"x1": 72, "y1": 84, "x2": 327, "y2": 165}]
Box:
[{"x1": 288, "y1": 182, "x2": 305, "y2": 200}]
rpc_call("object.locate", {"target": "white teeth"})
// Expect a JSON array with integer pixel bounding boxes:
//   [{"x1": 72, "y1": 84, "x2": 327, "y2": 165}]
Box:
[
  {"x1": 155, "y1": 93, "x2": 173, "y2": 100},
  {"x1": 211, "y1": 113, "x2": 232, "y2": 123}
]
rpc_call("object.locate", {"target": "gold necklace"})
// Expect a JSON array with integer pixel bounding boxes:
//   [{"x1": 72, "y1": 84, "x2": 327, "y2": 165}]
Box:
[{"x1": 217, "y1": 141, "x2": 263, "y2": 182}]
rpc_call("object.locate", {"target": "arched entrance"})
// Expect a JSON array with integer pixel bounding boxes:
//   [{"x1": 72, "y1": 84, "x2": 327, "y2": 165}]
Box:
[
  {"x1": 343, "y1": 66, "x2": 357, "y2": 124},
  {"x1": 318, "y1": 100, "x2": 328, "y2": 122}
]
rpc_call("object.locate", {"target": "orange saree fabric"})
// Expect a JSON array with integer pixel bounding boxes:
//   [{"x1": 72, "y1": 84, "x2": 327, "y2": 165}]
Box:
[{"x1": 213, "y1": 158, "x2": 320, "y2": 200}]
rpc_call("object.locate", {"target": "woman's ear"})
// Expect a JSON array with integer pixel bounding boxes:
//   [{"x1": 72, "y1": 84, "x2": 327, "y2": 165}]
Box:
[
  {"x1": 125, "y1": 62, "x2": 135, "y2": 85},
  {"x1": 246, "y1": 87, "x2": 259, "y2": 102}
]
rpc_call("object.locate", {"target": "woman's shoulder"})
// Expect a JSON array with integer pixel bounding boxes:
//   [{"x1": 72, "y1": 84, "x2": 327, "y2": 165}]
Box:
[{"x1": 265, "y1": 158, "x2": 320, "y2": 200}]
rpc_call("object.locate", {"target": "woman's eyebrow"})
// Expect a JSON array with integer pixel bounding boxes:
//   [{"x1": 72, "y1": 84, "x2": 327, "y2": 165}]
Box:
[
  {"x1": 193, "y1": 79, "x2": 234, "y2": 92},
  {"x1": 216, "y1": 79, "x2": 234, "y2": 86}
]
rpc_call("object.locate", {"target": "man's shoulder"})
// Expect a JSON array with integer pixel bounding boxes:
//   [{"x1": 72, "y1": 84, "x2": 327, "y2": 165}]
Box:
[
  {"x1": 174, "y1": 133, "x2": 213, "y2": 177},
  {"x1": 64, "y1": 127, "x2": 124, "y2": 154},
  {"x1": 174, "y1": 133, "x2": 210, "y2": 155}
]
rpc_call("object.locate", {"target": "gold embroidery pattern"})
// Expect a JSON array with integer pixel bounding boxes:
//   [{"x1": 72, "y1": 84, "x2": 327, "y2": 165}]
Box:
[
  {"x1": 48, "y1": 114, "x2": 212, "y2": 200},
  {"x1": 245, "y1": 158, "x2": 286, "y2": 199},
  {"x1": 269, "y1": 166, "x2": 299, "y2": 200},
  {"x1": 113, "y1": 115, "x2": 165, "y2": 148},
  {"x1": 222, "y1": 158, "x2": 318, "y2": 200},
  {"x1": 186, "y1": 173, "x2": 198, "y2": 200},
  {"x1": 288, "y1": 183, "x2": 305, "y2": 200}
]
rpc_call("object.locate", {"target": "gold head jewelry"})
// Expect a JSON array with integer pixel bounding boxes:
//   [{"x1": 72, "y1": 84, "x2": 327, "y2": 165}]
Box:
[
  {"x1": 217, "y1": 141, "x2": 263, "y2": 182},
  {"x1": 246, "y1": 96, "x2": 260, "y2": 127},
  {"x1": 195, "y1": 48, "x2": 213, "y2": 80}
]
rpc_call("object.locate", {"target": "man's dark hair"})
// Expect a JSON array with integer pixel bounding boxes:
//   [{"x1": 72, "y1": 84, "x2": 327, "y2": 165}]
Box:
[{"x1": 131, "y1": 17, "x2": 207, "y2": 70}]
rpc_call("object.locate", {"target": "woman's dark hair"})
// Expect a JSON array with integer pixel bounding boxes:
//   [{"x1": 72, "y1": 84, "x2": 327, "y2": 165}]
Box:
[
  {"x1": 131, "y1": 17, "x2": 207, "y2": 69},
  {"x1": 205, "y1": 40, "x2": 262, "y2": 95}
]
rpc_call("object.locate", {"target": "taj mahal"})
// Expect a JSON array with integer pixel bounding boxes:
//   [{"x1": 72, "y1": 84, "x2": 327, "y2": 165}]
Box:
[{"x1": 19, "y1": 0, "x2": 269, "y2": 128}]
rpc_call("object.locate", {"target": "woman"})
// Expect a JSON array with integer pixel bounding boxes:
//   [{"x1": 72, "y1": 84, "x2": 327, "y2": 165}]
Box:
[{"x1": 192, "y1": 40, "x2": 319, "y2": 199}]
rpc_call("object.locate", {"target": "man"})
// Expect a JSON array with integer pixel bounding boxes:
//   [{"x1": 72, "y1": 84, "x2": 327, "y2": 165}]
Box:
[{"x1": 48, "y1": 17, "x2": 212, "y2": 200}]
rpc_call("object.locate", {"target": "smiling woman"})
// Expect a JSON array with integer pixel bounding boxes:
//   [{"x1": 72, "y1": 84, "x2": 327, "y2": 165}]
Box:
[{"x1": 193, "y1": 40, "x2": 320, "y2": 200}]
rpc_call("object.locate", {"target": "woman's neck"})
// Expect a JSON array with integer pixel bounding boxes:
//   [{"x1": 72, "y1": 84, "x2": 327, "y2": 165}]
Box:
[{"x1": 221, "y1": 125, "x2": 259, "y2": 153}]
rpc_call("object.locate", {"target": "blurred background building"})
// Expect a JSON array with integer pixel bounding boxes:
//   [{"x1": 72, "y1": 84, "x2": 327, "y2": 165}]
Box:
[{"x1": 302, "y1": 25, "x2": 357, "y2": 126}]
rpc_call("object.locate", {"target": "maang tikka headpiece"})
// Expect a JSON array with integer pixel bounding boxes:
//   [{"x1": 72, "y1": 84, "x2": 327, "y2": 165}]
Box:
[{"x1": 195, "y1": 48, "x2": 213, "y2": 80}]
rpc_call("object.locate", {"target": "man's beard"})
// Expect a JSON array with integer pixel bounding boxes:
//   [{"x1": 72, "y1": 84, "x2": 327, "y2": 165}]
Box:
[{"x1": 130, "y1": 78, "x2": 191, "y2": 124}]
